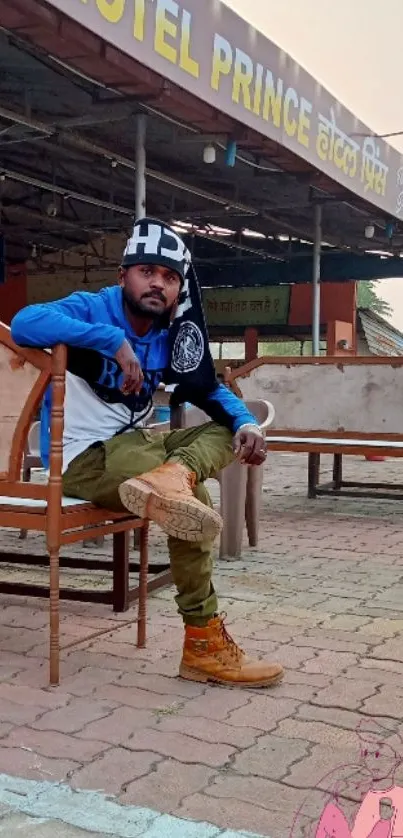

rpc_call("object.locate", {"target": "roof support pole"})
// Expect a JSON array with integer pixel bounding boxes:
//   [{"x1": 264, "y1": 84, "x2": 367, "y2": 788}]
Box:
[
  {"x1": 135, "y1": 113, "x2": 147, "y2": 220},
  {"x1": 312, "y1": 203, "x2": 322, "y2": 356}
]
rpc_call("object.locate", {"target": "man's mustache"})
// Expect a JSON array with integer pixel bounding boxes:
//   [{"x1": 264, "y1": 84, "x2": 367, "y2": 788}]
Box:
[{"x1": 141, "y1": 291, "x2": 167, "y2": 303}]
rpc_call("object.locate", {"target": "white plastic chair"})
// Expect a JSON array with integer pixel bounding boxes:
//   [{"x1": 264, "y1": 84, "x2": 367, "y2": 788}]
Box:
[{"x1": 169, "y1": 400, "x2": 275, "y2": 558}]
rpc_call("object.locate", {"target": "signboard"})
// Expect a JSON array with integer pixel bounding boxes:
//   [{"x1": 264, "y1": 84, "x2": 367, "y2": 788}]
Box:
[
  {"x1": 44, "y1": 0, "x2": 403, "y2": 220},
  {"x1": 203, "y1": 287, "x2": 290, "y2": 327}
]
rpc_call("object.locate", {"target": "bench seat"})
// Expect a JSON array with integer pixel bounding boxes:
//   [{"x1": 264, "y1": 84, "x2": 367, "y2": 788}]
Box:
[
  {"x1": 266, "y1": 436, "x2": 403, "y2": 450},
  {"x1": 0, "y1": 495, "x2": 88, "y2": 509}
]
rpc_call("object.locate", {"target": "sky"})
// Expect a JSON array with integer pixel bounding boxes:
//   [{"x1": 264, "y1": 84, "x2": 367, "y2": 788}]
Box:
[{"x1": 222, "y1": 0, "x2": 403, "y2": 329}]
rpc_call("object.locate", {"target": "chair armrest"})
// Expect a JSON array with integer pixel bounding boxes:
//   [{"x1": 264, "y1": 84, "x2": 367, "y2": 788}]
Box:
[{"x1": 258, "y1": 401, "x2": 276, "y2": 431}]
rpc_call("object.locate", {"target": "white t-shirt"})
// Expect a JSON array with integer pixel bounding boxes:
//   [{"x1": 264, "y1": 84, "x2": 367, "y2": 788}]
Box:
[{"x1": 62, "y1": 372, "x2": 149, "y2": 472}]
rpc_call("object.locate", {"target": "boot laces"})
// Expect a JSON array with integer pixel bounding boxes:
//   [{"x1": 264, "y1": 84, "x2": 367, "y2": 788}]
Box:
[{"x1": 218, "y1": 614, "x2": 244, "y2": 662}]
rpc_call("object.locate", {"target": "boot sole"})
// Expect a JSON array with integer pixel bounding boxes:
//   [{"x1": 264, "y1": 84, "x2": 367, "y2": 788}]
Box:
[
  {"x1": 118, "y1": 479, "x2": 222, "y2": 543},
  {"x1": 179, "y1": 662, "x2": 284, "y2": 688}
]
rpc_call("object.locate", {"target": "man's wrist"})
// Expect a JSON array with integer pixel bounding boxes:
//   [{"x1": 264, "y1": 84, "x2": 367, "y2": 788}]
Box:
[{"x1": 235, "y1": 423, "x2": 262, "y2": 434}]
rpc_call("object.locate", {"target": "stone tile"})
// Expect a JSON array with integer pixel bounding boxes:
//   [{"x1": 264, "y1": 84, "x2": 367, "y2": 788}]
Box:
[
  {"x1": 0, "y1": 683, "x2": 70, "y2": 709},
  {"x1": 284, "y1": 743, "x2": 358, "y2": 788},
  {"x1": 283, "y1": 670, "x2": 330, "y2": 688},
  {"x1": 117, "y1": 671, "x2": 204, "y2": 698},
  {"x1": 0, "y1": 630, "x2": 43, "y2": 654},
  {"x1": 276, "y1": 717, "x2": 361, "y2": 748},
  {"x1": 303, "y1": 651, "x2": 359, "y2": 675},
  {"x1": 227, "y1": 695, "x2": 299, "y2": 732},
  {"x1": 125, "y1": 728, "x2": 235, "y2": 767},
  {"x1": 94, "y1": 683, "x2": 189, "y2": 711},
  {"x1": 0, "y1": 723, "x2": 13, "y2": 739},
  {"x1": 176, "y1": 791, "x2": 293, "y2": 838},
  {"x1": 0, "y1": 606, "x2": 48, "y2": 629},
  {"x1": 0, "y1": 747, "x2": 78, "y2": 782},
  {"x1": 296, "y1": 702, "x2": 371, "y2": 732},
  {"x1": 231, "y1": 621, "x2": 296, "y2": 644},
  {"x1": 362, "y1": 687, "x2": 403, "y2": 719},
  {"x1": 61, "y1": 650, "x2": 148, "y2": 676},
  {"x1": 205, "y1": 773, "x2": 324, "y2": 818},
  {"x1": 323, "y1": 615, "x2": 372, "y2": 631},
  {"x1": 121, "y1": 759, "x2": 215, "y2": 810},
  {"x1": 359, "y1": 618, "x2": 403, "y2": 637},
  {"x1": 290, "y1": 634, "x2": 370, "y2": 654},
  {"x1": 55, "y1": 667, "x2": 122, "y2": 697},
  {"x1": 180, "y1": 689, "x2": 250, "y2": 721},
  {"x1": 0, "y1": 698, "x2": 46, "y2": 726},
  {"x1": 1, "y1": 727, "x2": 109, "y2": 762},
  {"x1": 155, "y1": 714, "x2": 259, "y2": 748},
  {"x1": 232, "y1": 734, "x2": 309, "y2": 780},
  {"x1": 273, "y1": 644, "x2": 316, "y2": 670},
  {"x1": 360, "y1": 657, "x2": 403, "y2": 675},
  {"x1": 31, "y1": 698, "x2": 116, "y2": 734},
  {"x1": 76, "y1": 706, "x2": 157, "y2": 744},
  {"x1": 369, "y1": 639, "x2": 403, "y2": 662},
  {"x1": 0, "y1": 664, "x2": 27, "y2": 683},
  {"x1": 70, "y1": 747, "x2": 159, "y2": 793},
  {"x1": 311, "y1": 679, "x2": 377, "y2": 710}
]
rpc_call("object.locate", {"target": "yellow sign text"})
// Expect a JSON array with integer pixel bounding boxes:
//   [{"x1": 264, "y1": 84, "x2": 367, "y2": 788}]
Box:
[{"x1": 211, "y1": 35, "x2": 312, "y2": 150}]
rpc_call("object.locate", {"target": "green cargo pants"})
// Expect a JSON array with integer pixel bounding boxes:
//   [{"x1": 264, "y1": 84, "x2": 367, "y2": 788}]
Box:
[{"x1": 62, "y1": 423, "x2": 235, "y2": 626}]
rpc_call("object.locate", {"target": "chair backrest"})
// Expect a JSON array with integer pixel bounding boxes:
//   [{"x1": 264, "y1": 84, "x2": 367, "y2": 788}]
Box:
[
  {"x1": 226, "y1": 356, "x2": 403, "y2": 436},
  {"x1": 0, "y1": 323, "x2": 66, "y2": 511},
  {"x1": 0, "y1": 322, "x2": 52, "y2": 482}
]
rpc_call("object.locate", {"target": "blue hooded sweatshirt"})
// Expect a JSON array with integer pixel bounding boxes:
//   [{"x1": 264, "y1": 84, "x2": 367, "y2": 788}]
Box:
[{"x1": 11, "y1": 285, "x2": 257, "y2": 471}]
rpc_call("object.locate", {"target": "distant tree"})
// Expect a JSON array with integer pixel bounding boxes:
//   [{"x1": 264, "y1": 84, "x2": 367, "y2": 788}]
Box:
[{"x1": 357, "y1": 281, "x2": 392, "y2": 318}]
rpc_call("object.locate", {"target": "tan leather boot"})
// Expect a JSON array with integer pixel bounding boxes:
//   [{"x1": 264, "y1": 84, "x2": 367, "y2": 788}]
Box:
[
  {"x1": 179, "y1": 616, "x2": 284, "y2": 688},
  {"x1": 118, "y1": 462, "x2": 222, "y2": 543}
]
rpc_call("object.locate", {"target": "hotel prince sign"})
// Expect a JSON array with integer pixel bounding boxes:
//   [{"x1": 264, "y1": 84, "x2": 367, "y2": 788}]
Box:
[{"x1": 47, "y1": 0, "x2": 403, "y2": 219}]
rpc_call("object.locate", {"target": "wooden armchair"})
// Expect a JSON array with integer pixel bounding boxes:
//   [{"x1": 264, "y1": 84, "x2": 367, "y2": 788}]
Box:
[{"x1": 0, "y1": 322, "x2": 151, "y2": 686}]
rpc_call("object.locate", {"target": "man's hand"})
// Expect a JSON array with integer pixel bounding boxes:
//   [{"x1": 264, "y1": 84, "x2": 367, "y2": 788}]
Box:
[
  {"x1": 115, "y1": 339, "x2": 144, "y2": 395},
  {"x1": 233, "y1": 424, "x2": 267, "y2": 466}
]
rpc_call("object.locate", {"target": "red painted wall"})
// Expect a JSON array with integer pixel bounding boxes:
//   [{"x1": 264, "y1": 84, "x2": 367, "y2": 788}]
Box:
[
  {"x1": 0, "y1": 264, "x2": 27, "y2": 324},
  {"x1": 289, "y1": 282, "x2": 356, "y2": 327}
]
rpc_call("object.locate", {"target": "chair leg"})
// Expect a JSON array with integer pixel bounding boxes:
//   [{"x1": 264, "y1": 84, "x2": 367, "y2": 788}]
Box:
[
  {"x1": 308, "y1": 453, "x2": 320, "y2": 499},
  {"x1": 245, "y1": 465, "x2": 264, "y2": 548},
  {"x1": 113, "y1": 531, "x2": 130, "y2": 613},
  {"x1": 333, "y1": 454, "x2": 343, "y2": 490},
  {"x1": 19, "y1": 465, "x2": 31, "y2": 540},
  {"x1": 133, "y1": 528, "x2": 141, "y2": 550},
  {"x1": 49, "y1": 547, "x2": 60, "y2": 687},
  {"x1": 137, "y1": 523, "x2": 149, "y2": 648},
  {"x1": 219, "y1": 461, "x2": 248, "y2": 559}
]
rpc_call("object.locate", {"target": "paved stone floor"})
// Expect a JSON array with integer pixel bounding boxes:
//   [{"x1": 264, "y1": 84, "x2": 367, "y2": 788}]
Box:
[{"x1": 0, "y1": 452, "x2": 403, "y2": 837}]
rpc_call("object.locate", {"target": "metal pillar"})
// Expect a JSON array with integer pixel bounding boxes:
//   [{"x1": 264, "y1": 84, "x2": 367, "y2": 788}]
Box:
[
  {"x1": 135, "y1": 114, "x2": 147, "y2": 220},
  {"x1": 312, "y1": 203, "x2": 322, "y2": 356}
]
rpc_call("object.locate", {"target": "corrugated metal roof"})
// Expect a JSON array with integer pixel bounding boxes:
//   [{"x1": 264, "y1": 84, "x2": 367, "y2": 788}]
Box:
[{"x1": 359, "y1": 309, "x2": 403, "y2": 356}]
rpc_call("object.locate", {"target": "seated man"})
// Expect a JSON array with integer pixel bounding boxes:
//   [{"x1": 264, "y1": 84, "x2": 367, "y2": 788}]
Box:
[{"x1": 11, "y1": 217, "x2": 283, "y2": 689}]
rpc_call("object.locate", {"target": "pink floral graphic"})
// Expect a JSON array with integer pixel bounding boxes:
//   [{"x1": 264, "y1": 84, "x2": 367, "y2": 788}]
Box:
[{"x1": 290, "y1": 720, "x2": 403, "y2": 838}]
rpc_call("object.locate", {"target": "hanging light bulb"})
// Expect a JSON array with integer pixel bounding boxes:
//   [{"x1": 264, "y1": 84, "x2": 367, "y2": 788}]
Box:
[
  {"x1": 365, "y1": 224, "x2": 375, "y2": 239},
  {"x1": 203, "y1": 143, "x2": 216, "y2": 164}
]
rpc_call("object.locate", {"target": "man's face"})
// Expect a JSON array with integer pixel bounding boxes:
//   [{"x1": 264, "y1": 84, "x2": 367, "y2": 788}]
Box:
[{"x1": 120, "y1": 264, "x2": 182, "y2": 319}]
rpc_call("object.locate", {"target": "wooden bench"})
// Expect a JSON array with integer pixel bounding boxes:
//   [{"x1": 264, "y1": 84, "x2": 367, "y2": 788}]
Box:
[
  {"x1": 225, "y1": 357, "x2": 403, "y2": 500},
  {"x1": 0, "y1": 323, "x2": 169, "y2": 686}
]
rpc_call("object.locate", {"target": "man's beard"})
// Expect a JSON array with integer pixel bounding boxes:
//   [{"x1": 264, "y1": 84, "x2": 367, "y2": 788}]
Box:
[{"x1": 122, "y1": 288, "x2": 173, "y2": 323}]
